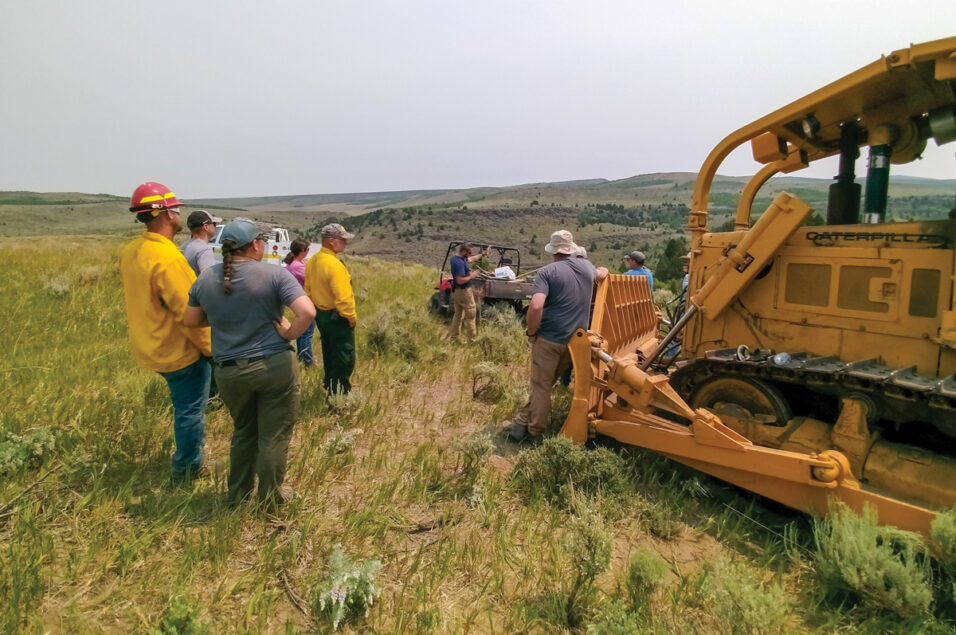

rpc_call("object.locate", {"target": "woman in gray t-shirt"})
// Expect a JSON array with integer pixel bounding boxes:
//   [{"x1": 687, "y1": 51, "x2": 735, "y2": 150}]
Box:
[{"x1": 185, "y1": 219, "x2": 315, "y2": 507}]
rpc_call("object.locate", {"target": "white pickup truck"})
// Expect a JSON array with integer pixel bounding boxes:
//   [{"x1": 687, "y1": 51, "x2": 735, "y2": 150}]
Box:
[{"x1": 209, "y1": 225, "x2": 320, "y2": 265}]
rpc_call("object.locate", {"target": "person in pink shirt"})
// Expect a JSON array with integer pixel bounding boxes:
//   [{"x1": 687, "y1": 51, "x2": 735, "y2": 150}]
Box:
[{"x1": 283, "y1": 239, "x2": 315, "y2": 365}]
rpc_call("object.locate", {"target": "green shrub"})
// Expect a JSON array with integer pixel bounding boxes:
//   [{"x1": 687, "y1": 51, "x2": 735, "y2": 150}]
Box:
[
  {"x1": 321, "y1": 428, "x2": 363, "y2": 455},
  {"x1": 471, "y1": 361, "x2": 526, "y2": 420},
  {"x1": 813, "y1": 503, "x2": 932, "y2": 618},
  {"x1": 701, "y1": 556, "x2": 789, "y2": 634},
  {"x1": 0, "y1": 428, "x2": 55, "y2": 475},
  {"x1": 652, "y1": 288, "x2": 675, "y2": 312},
  {"x1": 150, "y1": 594, "x2": 210, "y2": 635},
  {"x1": 513, "y1": 502, "x2": 615, "y2": 630},
  {"x1": 311, "y1": 544, "x2": 383, "y2": 631},
  {"x1": 929, "y1": 505, "x2": 956, "y2": 617},
  {"x1": 453, "y1": 428, "x2": 495, "y2": 499},
  {"x1": 481, "y1": 301, "x2": 523, "y2": 325},
  {"x1": 474, "y1": 305, "x2": 526, "y2": 363},
  {"x1": 511, "y1": 437, "x2": 631, "y2": 507},
  {"x1": 472, "y1": 361, "x2": 512, "y2": 402},
  {"x1": 640, "y1": 501, "x2": 682, "y2": 541},
  {"x1": 930, "y1": 505, "x2": 956, "y2": 568},
  {"x1": 365, "y1": 308, "x2": 421, "y2": 361},
  {"x1": 44, "y1": 277, "x2": 70, "y2": 298},
  {"x1": 563, "y1": 502, "x2": 613, "y2": 627},
  {"x1": 324, "y1": 386, "x2": 382, "y2": 428},
  {"x1": 456, "y1": 428, "x2": 494, "y2": 472},
  {"x1": 586, "y1": 598, "x2": 642, "y2": 634},
  {"x1": 625, "y1": 547, "x2": 668, "y2": 611}
]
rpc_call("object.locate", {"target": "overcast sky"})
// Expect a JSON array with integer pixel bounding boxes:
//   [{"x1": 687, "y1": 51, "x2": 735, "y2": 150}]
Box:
[{"x1": 2, "y1": 1, "x2": 954, "y2": 198}]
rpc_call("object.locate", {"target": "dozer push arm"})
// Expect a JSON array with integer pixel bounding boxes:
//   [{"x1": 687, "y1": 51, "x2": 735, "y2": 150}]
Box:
[
  {"x1": 691, "y1": 191, "x2": 813, "y2": 320},
  {"x1": 560, "y1": 330, "x2": 940, "y2": 537}
]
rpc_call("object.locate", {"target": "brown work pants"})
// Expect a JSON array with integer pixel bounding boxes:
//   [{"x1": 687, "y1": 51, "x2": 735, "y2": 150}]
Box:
[
  {"x1": 514, "y1": 336, "x2": 572, "y2": 436},
  {"x1": 449, "y1": 286, "x2": 479, "y2": 340}
]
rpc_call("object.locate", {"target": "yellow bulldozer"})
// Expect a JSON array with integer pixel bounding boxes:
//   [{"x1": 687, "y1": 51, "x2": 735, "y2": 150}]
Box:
[{"x1": 561, "y1": 36, "x2": 956, "y2": 538}]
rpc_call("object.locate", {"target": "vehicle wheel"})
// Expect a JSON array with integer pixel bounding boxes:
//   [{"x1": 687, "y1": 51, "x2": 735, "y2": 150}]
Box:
[
  {"x1": 428, "y1": 291, "x2": 449, "y2": 315},
  {"x1": 688, "y1": 375, "x2": 792, "y2": 426}
]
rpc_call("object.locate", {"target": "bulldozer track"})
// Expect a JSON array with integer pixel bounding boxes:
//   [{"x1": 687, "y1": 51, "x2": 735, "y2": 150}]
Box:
[{"x1": 671, "y1": 349, "x2": 956, "y2": 445}]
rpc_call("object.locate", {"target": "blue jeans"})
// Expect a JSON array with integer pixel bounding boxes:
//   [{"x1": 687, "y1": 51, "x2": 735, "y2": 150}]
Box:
[
  {"x1": 296, "y1": 319, "x2": 316, "y2": 366},
  {"x1": 160, "y1": 357, "x2": 211, "y2": 479}
]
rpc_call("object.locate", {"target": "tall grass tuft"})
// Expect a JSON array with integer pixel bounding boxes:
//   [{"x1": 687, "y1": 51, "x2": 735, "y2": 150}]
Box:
[
  {"x1": 624, "y1": 547, "x2": 668, "y2": 613},
  {"x1": 813, "y1": 502, "x2": 932, "y2": 618},
  {"x1": 1, "y1": 507, "x2": 53, "y2": 632}
]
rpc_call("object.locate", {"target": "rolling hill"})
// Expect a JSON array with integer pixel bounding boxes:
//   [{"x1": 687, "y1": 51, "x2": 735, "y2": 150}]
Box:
[{"x1": 3, "y1": 173, "x2": 953, "y2": 278}]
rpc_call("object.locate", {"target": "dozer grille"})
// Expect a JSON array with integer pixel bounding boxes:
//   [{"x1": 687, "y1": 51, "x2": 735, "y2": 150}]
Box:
[{"x1": 590, "y1": 274, "x2": 658, "y2": 359}]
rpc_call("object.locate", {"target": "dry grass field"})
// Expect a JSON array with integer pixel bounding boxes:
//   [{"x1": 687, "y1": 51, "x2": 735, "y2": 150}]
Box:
[{"x1": 3, "y1": 233, "x2": 956, "y2": 633}]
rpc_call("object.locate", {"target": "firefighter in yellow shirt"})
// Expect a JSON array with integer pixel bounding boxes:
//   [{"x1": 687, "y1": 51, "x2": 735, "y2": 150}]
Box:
[
  {"x1": 305, "y1": 223, "x2": 357, "y2": 394},
  {"x1": 119, "y1": 182, "x2": 213, "y2": 482}
]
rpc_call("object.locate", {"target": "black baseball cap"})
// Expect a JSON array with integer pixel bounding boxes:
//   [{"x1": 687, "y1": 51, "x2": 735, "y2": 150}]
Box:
[{"x1": 186, "y1": 210, "x2": 214, "y2": 230}]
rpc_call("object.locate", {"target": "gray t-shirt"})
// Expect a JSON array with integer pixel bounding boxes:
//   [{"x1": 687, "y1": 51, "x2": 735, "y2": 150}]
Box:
[
  {"x1": 533, "y1": 257, "x2": 596, "y2": 344},
  {"x1": 188, "y1": 261, "x2": 305, "y2": 362},
  {"x1": 181, "y1": 238, "x2": 215, "y2": 276}
]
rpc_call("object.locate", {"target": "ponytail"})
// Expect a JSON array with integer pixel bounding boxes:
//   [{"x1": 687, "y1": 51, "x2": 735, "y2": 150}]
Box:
[
  {"x1": 221, "y1": 239, "x2": 237, "y2": 295},
  {"x1": 284, "y1": 238, "x2": 310, "y2": 265}
]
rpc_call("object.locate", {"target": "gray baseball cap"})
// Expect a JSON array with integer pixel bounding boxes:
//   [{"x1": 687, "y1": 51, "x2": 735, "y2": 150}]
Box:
[{"x1": 626, "y1": 250, "x2": 646, "y2": 264}]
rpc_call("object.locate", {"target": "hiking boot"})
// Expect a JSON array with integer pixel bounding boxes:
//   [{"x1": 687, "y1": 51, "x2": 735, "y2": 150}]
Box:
[
  {"x1": 505, "y1": 421, "x2": 529, "y2": 442},
  {"x1": 260, "y1": 485, "x2": 295, "y2": 511},
  {"x1": 277, "y1": 484, "x2": 295, "y2": 505},
  {"x1": 171, "y1": 464, "x2": 208, "y2": 486}
]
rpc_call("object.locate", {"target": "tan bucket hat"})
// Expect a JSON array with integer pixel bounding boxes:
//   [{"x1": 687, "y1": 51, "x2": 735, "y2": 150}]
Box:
[{"x1": 544, "y1": 230, "x2": 578, "y2": 255}]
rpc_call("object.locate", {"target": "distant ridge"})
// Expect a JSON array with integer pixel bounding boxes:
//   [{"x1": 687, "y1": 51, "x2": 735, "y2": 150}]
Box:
[
  {"x1": 189, "y1": 172, "x2": 954, "y2": 215},
  {"x1": 1, "y1": 172, "x2": 952, "y2": 242}
]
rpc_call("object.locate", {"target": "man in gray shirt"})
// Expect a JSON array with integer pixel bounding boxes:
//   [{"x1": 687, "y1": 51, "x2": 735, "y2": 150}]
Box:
[
  {"x1": 181, "y1": 210, "x2": 217, "y2": 276},
  {"x1": 506, "y1": 229, "x2": 595, "y2": 442}
]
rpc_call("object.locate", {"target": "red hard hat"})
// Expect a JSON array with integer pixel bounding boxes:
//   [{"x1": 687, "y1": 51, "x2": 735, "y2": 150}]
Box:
[{"x1": 129, "y1": 182, "x2": 184, "y2": 213}]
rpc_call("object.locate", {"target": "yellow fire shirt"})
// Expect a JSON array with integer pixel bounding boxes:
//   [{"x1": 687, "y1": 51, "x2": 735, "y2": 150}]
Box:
[
  {"x1": 119, "y1": 232, "x2": 212, "y2": 372},
  {"x1": 304, "y1": 246, "x2": 357, "y2": 326}
]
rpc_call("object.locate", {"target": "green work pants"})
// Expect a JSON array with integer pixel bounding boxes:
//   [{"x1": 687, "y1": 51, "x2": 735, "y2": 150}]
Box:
[
  {"x1": 215, "y1": 350, "x2": 299, "y2": 505},
  {"x1": 316, "y1": 309, "x2": 356, "y2": 394}
]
